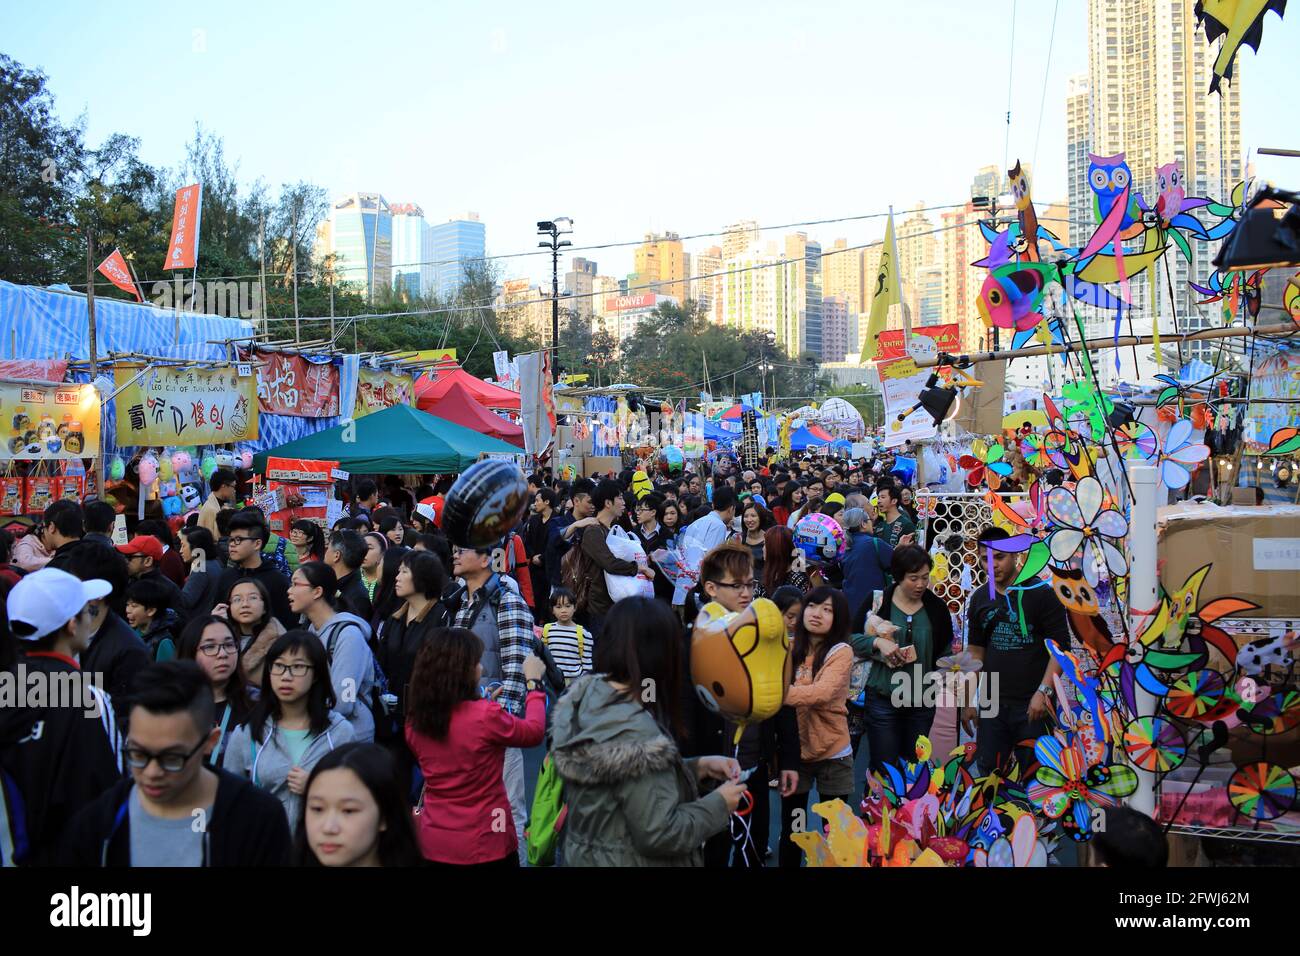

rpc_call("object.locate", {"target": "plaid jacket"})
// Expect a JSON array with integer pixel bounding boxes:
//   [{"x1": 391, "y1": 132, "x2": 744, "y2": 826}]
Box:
[{"x1": 452, "y1": 574, "x2": 534, "y2": 715}]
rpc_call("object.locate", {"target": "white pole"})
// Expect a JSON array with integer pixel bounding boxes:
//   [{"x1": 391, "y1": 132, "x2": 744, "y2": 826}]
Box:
[{"x1": 1126, "y1": 462, "x2": 1159, "y2": 818}]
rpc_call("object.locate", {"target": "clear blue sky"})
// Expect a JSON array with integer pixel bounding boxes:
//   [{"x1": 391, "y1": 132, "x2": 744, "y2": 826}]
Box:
[{"x1": 7, "y1": 0, "x2": 1298, "y2": 285}]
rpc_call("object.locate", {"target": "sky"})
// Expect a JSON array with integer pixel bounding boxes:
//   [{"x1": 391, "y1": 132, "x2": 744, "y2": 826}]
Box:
[{"x1": 7, "y1": 0, "x2": 1299, "y2": 287}]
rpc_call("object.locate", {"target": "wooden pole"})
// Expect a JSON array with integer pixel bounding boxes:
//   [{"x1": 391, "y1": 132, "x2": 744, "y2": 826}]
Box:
[
  {"x1": 911, "y1": 322, "x2": 1296, "y2": 368},
  {"x1": 259, "y1": 213, "x2": 268, "y2": 335},
  {"x1": 85, "y1": 227, "x2": 98, "y2": 377},
  {"x1": 291, "y1": 207, "x2": 300, "y2": 344}
]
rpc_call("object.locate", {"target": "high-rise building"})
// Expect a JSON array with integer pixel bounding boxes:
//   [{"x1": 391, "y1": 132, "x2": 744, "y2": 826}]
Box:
[
  {"x1": 1066, "y1": 73, "x2": 1092, "y2": 247},
  {"x1": 1072, "y1": 0, "x2": 1244, "y2": 371},
  {"x1": 897, "y1": 204, "x2": 940, "y2": 331},
  {"x1": 427, "y1": 214, "x2": 486, "y2": 301},
  {"x1": 722, "y1": 220, "x2": 760, "y2": 259},
  {"x1": 916, "y1": 264, "x2": 944, "y2": 326},
  {"x1": 856, "y1": 244, "x2": 883, "y2": 357},
  {"x1": 498, "y1": 278, "x2": 550, "y2": 341},
  {"x1": 565, "y1": 257, "x2": 598, "y2": 321},
  {"x1": 389, "y1": 202, "x2": 426, "y2": 299},
  {"x1": 719, "y1": 241, "x2": 799, "y2": 355},
  {"x1": 820, "y1": 296, "x2": 852, "y2": 363},
  {"x1": 690, "y1": 245, "x2": 722, "y2": 322},
  {"x1": 630, "y1": 232, "x2": 690, "y2": 304},
  {"x1": 940, "y1": 201, "x2": 986, "y2": 355},
  {"x1": 822, "y1": 238, "x2": 865, "y2": 317},
  {"x1": 320, "y1": 192, "x2": 392, "y2": 301},
  {"x1": 784, "y1": 233, "x2": 822, "y2": 358}
]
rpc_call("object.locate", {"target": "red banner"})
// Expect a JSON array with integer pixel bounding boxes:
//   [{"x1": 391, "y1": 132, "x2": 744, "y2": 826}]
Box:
[
  {"x1": 241, "y1": 350, "x2": 340, "y2": 418},
  {"x1": 874, "y1": 323, "x2": 962, "y2": 360},
  {"x1": 96, "y1": 248, "x2": 142, "y2": 301},
  {"x1": 0, "y1": 360, "x2": 69, "y2": 382},
  {"x1": 163, "y1": 183, "x2": 202, "y2": 271}
]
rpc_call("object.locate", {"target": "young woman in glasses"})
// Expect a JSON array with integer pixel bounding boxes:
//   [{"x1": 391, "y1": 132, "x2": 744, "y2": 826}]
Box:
[
  {"x1": 223, "y1": 630, "x2": 355, "y2": 831},
  {"x1": 177, "y1": 615, "x2": 253, "y2": 769}
]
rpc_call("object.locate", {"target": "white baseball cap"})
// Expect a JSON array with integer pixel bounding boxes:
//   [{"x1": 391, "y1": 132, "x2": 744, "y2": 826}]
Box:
[{"x1": 6, "y1": 567, "x2": 112, "y2": 641}]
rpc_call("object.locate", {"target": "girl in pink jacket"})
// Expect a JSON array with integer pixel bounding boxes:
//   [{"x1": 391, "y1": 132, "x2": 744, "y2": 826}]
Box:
[{"x1": 405, "y1": 627, "x2": 548, "y2": 866}]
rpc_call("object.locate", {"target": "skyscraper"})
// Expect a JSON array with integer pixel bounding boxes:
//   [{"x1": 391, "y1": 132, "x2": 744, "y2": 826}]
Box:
[
  {"x1": 389, "y1": 202, "x2": 426, "y2": 298},
  {"x1": 719, "y1": 241, "x2": 799, "y2": 354},
  {"x1": 784, "y1": 233, "x2": 822, "y2": 358},
  {"x1": 428, "y1": 214, "x2": 486, "y2": 301},
  {"x1": 897, "y1": 204, "x2": 939, "y2": 331},
  {"x1": 820, "y1": 296, "x2": 852, "y2": 363},
  {"x1": 1072, "y1": 0, "x2": 1244, "y2": 370},
  {"x1": 565, "y1": 257, "x2": 598, "y2": 321},
  {"x1": 822, "y1": 238, "x2": 865, "y2": 317},
  {"x1": 320, "y1": 192, "x2": 392, "y2": 301},
  {"x1": 722, "y1": 220, "x2": 761, "y2": 259},
  {"x1": 940, "y1": 200, "x2": 986, "y2": 355},
  {"x1": 1066, "y1": 73, "x2": 1092, "y2": 248},
  {"x1": 630, "y1": 233, "x2": 691, "y2": 304}
]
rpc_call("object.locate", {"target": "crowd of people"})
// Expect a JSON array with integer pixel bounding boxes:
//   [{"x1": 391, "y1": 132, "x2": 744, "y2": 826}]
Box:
[{"x1": 0, "y1": 454, "x2": 1165, "y2": 869}]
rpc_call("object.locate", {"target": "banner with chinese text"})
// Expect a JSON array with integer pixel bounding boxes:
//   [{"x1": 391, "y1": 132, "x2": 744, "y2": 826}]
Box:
[
  {"x1": 239, "y1": 350, "x2": 340, "y2": 418},
  {"x1": 163, "y1": 184, "x2": 203, "y2": 271},
  {"x1": 354, "y1": 368, "x2": 415, "y2": 418},
  {"x1": 114, "y1": 365, "x2": 258, "y2": 446},
  {"x1": 0, "y1": 381, "x2": 100, "y2": 460}
]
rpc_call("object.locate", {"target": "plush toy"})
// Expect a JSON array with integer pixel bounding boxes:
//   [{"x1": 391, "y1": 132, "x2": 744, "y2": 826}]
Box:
[
  {"x1": 159, "y1": 454, "x2": 175, "y2": 481},
  {"x1": 181, "y1": 484, "x2": 203, "y2": 511},
  {"x1": 139, "y1": 454, "x2": 158, "y2": 488},
  {"x1": 109, "y1": 456, "x2": 127, "y2": 481},
  {"x1": 690, "y1": 598, "x2": 791, "y2": 737},
  {"x1": 160, "y1": 479, "x2": 183, "y2": 518},
  {"x1": 171, "y1": 451, "x2": 192, "y2": 476},
  {"x1": 200, "y1": 452, "x2": 218, "y2": 481},
  {"x1": 631, "y1": 469, "x2": 653, "y2": 500},
  {"x1": 240, "y1": 450, "x2": 254, "y2": 470}
]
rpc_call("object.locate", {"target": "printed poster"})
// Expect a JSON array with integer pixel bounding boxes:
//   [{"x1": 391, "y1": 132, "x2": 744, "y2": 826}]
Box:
[{"x1": 114, "y1": 365, "x2": 258, "y2": 446}]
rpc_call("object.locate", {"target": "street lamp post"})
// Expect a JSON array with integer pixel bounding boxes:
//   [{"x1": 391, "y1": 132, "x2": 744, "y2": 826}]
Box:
[{"x1": 537, "y1": 217, "x2": 573, "y2": 362}]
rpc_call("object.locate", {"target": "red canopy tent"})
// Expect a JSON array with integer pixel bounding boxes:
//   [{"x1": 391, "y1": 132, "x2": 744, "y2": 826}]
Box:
[
  {"x1": 424, "y1": 381, "x2": 525, "y2": 448},
  {"x1": 414, "y1": 363, "x2": 521, "y2": 411}
]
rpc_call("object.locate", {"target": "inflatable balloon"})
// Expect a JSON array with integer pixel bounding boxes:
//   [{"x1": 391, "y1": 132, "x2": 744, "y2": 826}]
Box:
[
  {"x1": 215, "y1": 449, "x2": 237, "y2": 469},
  {"x1": 794, "y1": 512, "x2": 848, "y2": 563},
  {"x1": 109, "y1": 456, "x2": 126, "y2": 482},
  {"x1": 138, "y1": 454, "x2": 158, "y2": 487},
  {"x1": 441, "y1": 458, "x2": 529, "y2": 548},
  {"x1": 657, "y1": 446, "x2": 684, "y2": 478},
  {"x1": 200, "y1": 453, "x2": 218, "y2": 481},
  {"x1": 631, "y1": 469, "x2": 653, "y2": 500},
  {"x1": 240, "y1": 450, "x2": 254, "y2": 471},
  {"x1": 690, "y1": 598, "x2": 791, "y2": 732},
  {"x1": 171, "y1": 451, "x2": 192, "y2": 475},
  {"x1": 159, "y1": 455, "x2": 174, "y2": 481},
  {"x1": 558, "y1": 462, "x2": 578, "y2": 483}
]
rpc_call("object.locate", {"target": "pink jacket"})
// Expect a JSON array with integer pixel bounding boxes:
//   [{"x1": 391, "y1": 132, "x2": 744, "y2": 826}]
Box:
[
  {"x1": 406, "y1": 691, "x2": 546, "y2": 864},
  {"x1": 12, "y1": 533, "x2": 51, "y2": 572}
]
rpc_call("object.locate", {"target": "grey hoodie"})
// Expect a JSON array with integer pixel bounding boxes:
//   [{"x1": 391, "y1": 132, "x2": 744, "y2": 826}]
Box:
[
  {"x1": 550, "y1": 674, "x2": 729, "y2": 867},
  {"x1": 310, "y1": 612, "x2": 376, "y2": 743},
  {"x1": 222, "y1": 711, "x2": 355, "y2": 832}
]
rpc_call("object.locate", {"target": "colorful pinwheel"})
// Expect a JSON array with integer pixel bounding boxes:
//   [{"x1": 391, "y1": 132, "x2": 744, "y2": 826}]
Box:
[
  {"x1": 1121, "y1": 717, "x2": 1187, "y2": 773},
  {"x1": 1264, "y1": 427, "x2": 1300, "y2": 457},
  {"x1": 1157, "y1": 418, "x2": 1210, "y2": 490},
  {"x1": 1115, "y1": 421, "x2": 1159, "y2": 461},
  {"x1": 1046, "y1": 476, "x2": 1129, "y2": 586},
  {"x1": 959, "y1": 439, "x2": 1014, "y2": 490},
  {"x1": 1027, "y1": 735, "x2": 1137, "y2": 840},
  {"x1": 1162, "y1": 669, "x2": 1227, "y2": 721},
  {"x1": 1020, "y1": 433, "x2": 1053, "y2": 470},
  {"x1": 1228, "y1": 763, "x2": 1296, "y2": 822},
  {"x1": 1060, "y1": 381, "x2": 1114, "y2": 444},
  {"x1": 1153, "y1": 373, "x2": 1184, "y2": 410}
]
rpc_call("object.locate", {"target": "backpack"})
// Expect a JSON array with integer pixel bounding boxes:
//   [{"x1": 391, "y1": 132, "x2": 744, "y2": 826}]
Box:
[
  {"x1": 560, "y1": 536, "x2": 595, "y2": 612},
  {"x1": 541, "y1": 622, "x2": 586, "y2": 671},
  {"x1": 322, "y1": 618, "x2": 392, "y2": 735},
  {"x1": 525, "y1": 753, "x2": 566, "y2": 867}
]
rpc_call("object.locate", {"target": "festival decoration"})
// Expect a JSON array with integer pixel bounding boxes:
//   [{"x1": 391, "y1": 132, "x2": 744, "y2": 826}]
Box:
[
  {"x1": 1227, "y1": 763, "x2": 1296, "y2": 821},
  {"x1": 441, "y1": 459, "x2": 529, "y2": 549},
  {"x1": 1027, "y1": 735, "x2": 1138, "y2": 840},
  {"x1": 1115, "y1": 421, "x2": 1159, "y2": 460},
  {"x1": 199, "y1": 452, "x2": 218, "y2": 481},
  {"x1": 1195, "y1": 0, "x2": 1289, "y2": 93},
  {"x1": 1045, "y1": 476, "x2": 1129, "y2": 586},
  {"x1": 1007, "y1": 160, "x2": 1040, "y2": 262},
  {"x1": 631, "y1": 469, "x2": 653, "y2": 499},
  {"x1": 138, "y1": 453, "x2": 158, "y2": 488},
  {"x1": 959, "y1": 439, "x2": 1013, "y2": 490},
  {"x1": 690, "y1": 598, "x2": 792, "y2": 734},
  {"x1": 1262, "y1": 426, "x2": 1300, "y2": 457},
  {"x1": 793, "y1": 512, "x2": 848, "y2": 563},
  {"x1": 657, "y1": 445, "x2": 685, "y2": 477},
  {"x1": 108, "y1": 456, "x2": 126, "y2": 482},
  {"x1": 1156, "y1": 418, "x2": 1211, "y2": 490}
]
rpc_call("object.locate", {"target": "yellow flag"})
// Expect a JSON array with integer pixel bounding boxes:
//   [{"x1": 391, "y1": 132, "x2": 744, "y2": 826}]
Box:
[{"x1": 860, "y1": 210, "x2": 901, "y2": 362}]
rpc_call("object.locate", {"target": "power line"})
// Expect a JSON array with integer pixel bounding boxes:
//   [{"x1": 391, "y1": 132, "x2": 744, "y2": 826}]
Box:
[{"x1": 1032, "y1": 0, "x2": 1061, "y2": 174}]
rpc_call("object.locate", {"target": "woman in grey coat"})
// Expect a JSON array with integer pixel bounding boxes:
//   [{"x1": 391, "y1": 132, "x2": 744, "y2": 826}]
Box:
[
  {"x1": 224, "y1": 630, "x2": 354, "y2": 832},
  {"x1": 550, "y1": 598, "x2": 745, "y2": 867}
]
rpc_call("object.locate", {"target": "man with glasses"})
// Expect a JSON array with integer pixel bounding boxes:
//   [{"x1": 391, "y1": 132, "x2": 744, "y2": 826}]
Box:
[
  {"x1": 216, "y1": 511, "x2": 296, "y2": 630},
  {"x1": 690, "y1": 542, "x2": 799, "y2": 868},
  {"x1": 117, "y1": 534, "x2": 183, "y2": 610},
  {"x1": 1, "y1": 567, "x2": 122, "y2": 865},
  {"x1": 61, "y1": 661, "x2": 291, "y2": 866}
]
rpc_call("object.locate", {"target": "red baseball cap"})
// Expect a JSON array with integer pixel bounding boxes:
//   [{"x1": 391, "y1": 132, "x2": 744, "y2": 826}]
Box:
[{"x1": 117, "y1": 535, "x2": 163, "y2": 563}]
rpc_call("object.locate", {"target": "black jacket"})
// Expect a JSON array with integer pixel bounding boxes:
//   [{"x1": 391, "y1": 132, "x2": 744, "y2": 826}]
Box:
[
  {"x1": 137, "y1": 567, "x2": 184, "y2": 616},
  {"x1": 178, "y1": 567, "x2": 222, "y2": 619},
  {"x1": 0, "y1": 653, "x2": 123, "y2": 865},
  {"x1": 335, "y1": 568, "x2": 374, "y2": 623},
  {"x1": 853, "y1": 584, "x2": 955, "y2": 674},
  {"x1": 58, "y1": 769, "x2": 291, "y2": 867},
  {"x1": 80, "y1": 612, "x2": 150, "y2": 706},
  {"x1": 217, "y1": 560, "x2": 297, "y2": 631},
  {"x1": 375, "y1": 599, "x2": 449, "y2": 723}
]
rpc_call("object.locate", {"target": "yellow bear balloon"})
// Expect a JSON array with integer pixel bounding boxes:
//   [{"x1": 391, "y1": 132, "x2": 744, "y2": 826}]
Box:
[
  {"x1": 631, "y1": 469, "x2": 653, "y2": 500},
  {"x1": 690, "y1": 598, "x2": 791, "y2": 739}
]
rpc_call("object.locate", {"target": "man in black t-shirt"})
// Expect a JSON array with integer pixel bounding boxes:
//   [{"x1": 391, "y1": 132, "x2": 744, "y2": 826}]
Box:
[{"x1": 961, "y1": 526, "x2": 1067, "y2": 776}]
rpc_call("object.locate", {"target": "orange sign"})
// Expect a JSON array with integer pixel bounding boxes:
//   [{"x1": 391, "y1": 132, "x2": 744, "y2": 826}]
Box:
[
  {"x1": 96, "y1": 248, "x2": 141, "y2": 301},
  {"x1": 163, "y1": 183, "x2": 203, "y2": 271},
  {"x1": 874, "y1": 323, "x2": 961, "y2": 360}
]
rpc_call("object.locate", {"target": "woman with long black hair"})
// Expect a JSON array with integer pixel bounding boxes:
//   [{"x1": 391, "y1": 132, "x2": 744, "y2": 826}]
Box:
[
  {"x1": 177, "y1": 613, "x2": 253, "y2": 768},
  {"x1": 550, "y1": 597, "x2": 746, "y2": 867}
]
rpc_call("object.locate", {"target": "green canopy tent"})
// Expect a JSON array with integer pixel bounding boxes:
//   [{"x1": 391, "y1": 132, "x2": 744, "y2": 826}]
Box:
[{"x1": 251, "y1": 403, "x2": 524, "y2": 474}]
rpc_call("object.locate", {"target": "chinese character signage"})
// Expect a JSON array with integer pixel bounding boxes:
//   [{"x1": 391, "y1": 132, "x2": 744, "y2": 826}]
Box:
[
  {"x1": 354, "y1": 368, "x2": 414, "y2": 419},
  {"x1": 873, "y1": 323, "x2": 961, "y2": 361},
  {"x1": 114, "y1": 365, "x2": 258, "y2": 446},
  {"x1": 0, "y1": 381, "x2": 101, "y2": 461},
  {"x1": 239, "y1": 350, "x2": 340, "y2": 418},
  {"x1": 163, "y1": 183, "x2": 203, "y2": 271}
]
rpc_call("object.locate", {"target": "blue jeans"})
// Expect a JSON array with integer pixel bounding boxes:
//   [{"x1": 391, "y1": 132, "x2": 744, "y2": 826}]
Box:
[
  {"x1": 864, "y1": 691, "x2": 935, "y2": 773},
  {"x1": 975, "y1": 697, "x2": 1046, "y2": 776}
]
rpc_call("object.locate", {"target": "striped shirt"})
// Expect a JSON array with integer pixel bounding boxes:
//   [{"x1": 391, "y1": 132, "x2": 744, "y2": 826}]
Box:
[{"x1": 541, "y1": 622, "x2": 591, "y2": 680}]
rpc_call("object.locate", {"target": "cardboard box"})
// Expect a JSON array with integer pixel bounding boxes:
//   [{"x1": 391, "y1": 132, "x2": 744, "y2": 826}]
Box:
[
  {"x1": 1157, "y1": 504, "x2": 1300, "y2": 619},
  {"x1": 582, "y1": 456, "x2": 621, "y2": 479}
]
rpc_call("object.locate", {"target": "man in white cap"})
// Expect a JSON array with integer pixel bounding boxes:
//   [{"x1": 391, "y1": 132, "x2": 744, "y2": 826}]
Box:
[{"x1": 0, "y1": 567, "x2": 124, "y2": 865}]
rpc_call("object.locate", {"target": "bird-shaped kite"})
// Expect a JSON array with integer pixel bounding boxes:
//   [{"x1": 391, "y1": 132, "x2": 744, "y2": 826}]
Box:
[{"x1": 1195, "y1": 0, "x2": 1290, "y2": 94}]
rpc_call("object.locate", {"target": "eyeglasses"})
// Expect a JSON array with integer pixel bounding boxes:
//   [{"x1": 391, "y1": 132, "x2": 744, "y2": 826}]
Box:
[
  {"x1": 125, "y1": 737, "x2": 207, "y2": 773},
  {"x1": 197, "y1": 641, "x2": 238, "y2": 657},
  {"x1": 711, "y1": 580, "x2": 756, "y2": 594},
  {"x1": 228, "y1": 535, "x2": 260, "y2": 546},
  {"x1": 229, "y1": 594, "x2": 262, "y2": 606},
  {"x1": 270, "y1": 661, "x2": 314, "y2": 677}
]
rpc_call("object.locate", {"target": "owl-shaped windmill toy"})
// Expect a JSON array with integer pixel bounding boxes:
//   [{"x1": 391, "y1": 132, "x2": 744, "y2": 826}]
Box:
[{"x1": 1007, "y1": 159, "x2": 1040, "y2": 262}]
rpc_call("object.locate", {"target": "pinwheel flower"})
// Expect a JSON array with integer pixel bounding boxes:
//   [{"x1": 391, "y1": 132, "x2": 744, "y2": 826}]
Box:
[
  {"x1": 1046, "y1": 476, "x2": 1129, "y2": 586},
  {"x1": 1027, "y1": 735, "x2": 1137, "y2": 840},
  {"x1": 959, "y1": 439, "x2": 1013, "y2": 490},
  {"x1": 1115, "y1": 421, "x2": 1158, "y2": 461},
  {"x1": 1020, "y1": 433, "x2": 1052, "y2": 470},
  {"x1": 935, "y1": 650, "x2": 983, "y2": 675},
  {"x1": 1157, "y1": 418, "x2": 1211, "y2": 491}
]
